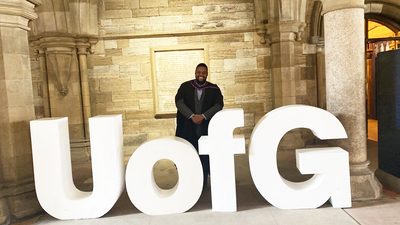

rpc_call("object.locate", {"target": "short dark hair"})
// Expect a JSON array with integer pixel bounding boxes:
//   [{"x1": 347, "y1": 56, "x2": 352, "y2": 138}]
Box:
[{"x1": 195, "y1": 63, "x2": 208, "y2": 70}]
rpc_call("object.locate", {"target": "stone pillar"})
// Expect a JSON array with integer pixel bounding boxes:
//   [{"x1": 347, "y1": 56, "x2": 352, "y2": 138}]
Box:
[
  {"x1": 0, "y1": 199, "x2": 9, "y2": 225},
  {"x1": 263, "y1": 0, "x2": 310, "y2": 179},
  {"x1": 267, "y1": 22, "x2": 304, "y2": 107},
  {"x1": 321, "y1": 0, "x2": 382, "y2": 200},
  {"x1": 312, "y1": 36, "x2": 326, "y2": 110},
  {"x1": 38, "y1": 37, "x2": 85, "y2": 140},
  {"x1": 31, "y1": 37, "x2": 97, "y2": 187},
  {"x1": 38, "y1": 49, "x2": 51, "y2": 117},
  {"x1": 76, "y1": 39, "x2": 94, "y2": 139},
  {"x1": 0, "y1": 0, "x2": 43, "y2": 224},
  {"x1": 34, "y1": 37, "x2": 93, "y2": 170},
  {"x1": 268, "y1": 25, "x2": 309, "y2": 174}
]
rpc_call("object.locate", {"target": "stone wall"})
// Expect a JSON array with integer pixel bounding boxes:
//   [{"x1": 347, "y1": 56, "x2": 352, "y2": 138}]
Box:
[
  {"x1": 29, "y1": 0, "x2": 321, "y2": 185},
  {"x1": 99, "y1": 0, "x2": 255, "y2": 36},
  {"x1": 91, "y1": 0, "x2": 271, "y2": 166}
]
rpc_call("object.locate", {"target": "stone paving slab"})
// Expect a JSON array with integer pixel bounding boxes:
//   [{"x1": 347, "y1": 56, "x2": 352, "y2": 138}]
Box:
[
  {"x1": 32, "y1": 185, "x2": 359, "y2": 225},
  {"x1": 344, "y1": 190, "x2": 400, "y2": 225}
]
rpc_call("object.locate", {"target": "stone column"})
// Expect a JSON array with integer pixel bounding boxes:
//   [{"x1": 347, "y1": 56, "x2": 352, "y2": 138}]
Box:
[
  {"x1": 38, "y1": 49, "x2": 51, "y2": 117},
  {"x1": 38, "y1": 37, "x2": 86, "y2": 140},
  {"x1": 266, "y1": 22, "x2": 312, "y2": 178},
  {"x1": 32, "y1": 37, "x2": 97, "y2": 188},
  {"x1": 267, "y1": 22, "x2": 305, "y2": 107},
  {"x1": 0, "y1": 0, "x2": 43, "y2": 224},
  {"x1": 321, "y1": 0, "x2": 382, "y2": 200},
  {"x1": 312, "y1": 36, "x2": 326, "y2": 110},
  {"x1": 76, "y1": 39, "x2": 94, "y2": 139}
]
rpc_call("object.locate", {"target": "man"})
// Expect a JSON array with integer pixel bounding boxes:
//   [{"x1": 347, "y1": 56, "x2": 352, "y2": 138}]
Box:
[{"x1": 175, "y1": 63, "x2": 224, "y2": 188}]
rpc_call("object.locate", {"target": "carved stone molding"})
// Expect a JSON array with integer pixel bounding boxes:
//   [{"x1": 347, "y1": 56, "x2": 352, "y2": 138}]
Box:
[
  {"x1": 321, "y1": 0, "x2": 365, "y2": 15},
  {"x1": 38, "y1": 37, "x2": 76, "y2": 96},
  {"x1": 46, "y1": 50, "x2": 74, "y2": 96},
  {"x1": 0, "y1": 0, "x2": 38, "y2": 30},
  {"x1": 266, "y1": 21, "x2": 307, "y2": 44},
  {"x1": 30, "y1": 35, "x2": 98, "y2": 141},
  {"x1": 311, "y1": 36, "x2": 325, "y2": 52},
  {"x1": 32, "y1": 36, "x2": 98, "y2": 96},
  {"x1": 76, "y1": 38, "x2": 99, "y2": 55},
  {"x1": 254, "y1": 0, "x2": 307, "y2": 45},
  {"x1": 350, "y1": 161, "x2": 382, "y2": 200},
  {"x1": 30, "y1": 0, "x2": 98, "y2": 37}
]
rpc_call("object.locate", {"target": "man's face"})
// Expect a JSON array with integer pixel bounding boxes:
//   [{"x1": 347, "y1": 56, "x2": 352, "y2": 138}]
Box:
[{"x1": 195, "y1": 66, "x2": 208, "y2": 84}]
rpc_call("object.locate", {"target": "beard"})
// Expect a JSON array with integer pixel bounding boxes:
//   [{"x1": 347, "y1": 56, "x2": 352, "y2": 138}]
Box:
[{"x1": 196, "y1": 77, "x2": 206, "y2": 84}]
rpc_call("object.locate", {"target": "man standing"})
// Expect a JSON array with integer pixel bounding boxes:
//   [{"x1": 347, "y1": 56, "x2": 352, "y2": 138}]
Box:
[{"x1": 175, "y1": 63, "x2": 224, "y2": 189}]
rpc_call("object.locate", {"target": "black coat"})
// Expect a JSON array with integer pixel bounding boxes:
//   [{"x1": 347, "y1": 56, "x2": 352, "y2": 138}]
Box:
[{"x1": 175, "y1": 80, "x2": 224, "y2": 149}]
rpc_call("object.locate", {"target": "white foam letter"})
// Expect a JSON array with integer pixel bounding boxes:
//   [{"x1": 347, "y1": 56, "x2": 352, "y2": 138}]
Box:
[
  {"x1": 249, "y1": 105, "x2": 351, "y2": 209},
  {"x1": 30, "y1": 115, "x2": 124, "y2": 219},
  {"x1": 199, "y1": 109, "x2": 245, "y2": 212},
  {"x1": 125, "y1": 137, "x2": 203, "y2": 215}
]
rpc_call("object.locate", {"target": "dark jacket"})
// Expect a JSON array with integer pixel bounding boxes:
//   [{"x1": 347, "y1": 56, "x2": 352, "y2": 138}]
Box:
[{"x1": 175, "y1": 80, "x2": 224, "y2": 149}]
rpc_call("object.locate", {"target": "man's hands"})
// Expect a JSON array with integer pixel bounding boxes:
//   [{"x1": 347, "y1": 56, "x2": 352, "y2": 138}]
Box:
[{"x1": 191, "y1": 114, "x2": 205, "y2": 125}]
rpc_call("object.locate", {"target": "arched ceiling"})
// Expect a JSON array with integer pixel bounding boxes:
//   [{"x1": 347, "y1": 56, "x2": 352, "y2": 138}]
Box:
[
  {"x1": 368, "y1": 20, "x2": 398, "y2": 38},
  {"x1": 365, "y1": 0, "x2": 400, "y2": 31}
]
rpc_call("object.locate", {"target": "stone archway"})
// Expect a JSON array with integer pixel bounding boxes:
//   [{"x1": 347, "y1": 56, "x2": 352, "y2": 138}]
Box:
[{"x1": 365, "y1": 1, "x2": 400, "y2": 31}]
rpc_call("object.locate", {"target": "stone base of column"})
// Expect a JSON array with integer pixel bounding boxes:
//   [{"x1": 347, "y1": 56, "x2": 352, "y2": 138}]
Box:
[
  {"x1": 350, "y1": 161, "x2": 382, "y2": 201},
  {"x1": 0, "y1": 198, "x2": 10, "y2": 225},
  {"x1": 0, "y1": 182, "x2": 43, "y2": 224},
  {"x1": 375, "y1": 169, "x2": 400, "y2": 193},
  {"x1": 7, "y1": 190, "x2": 42, "y2": 220}
]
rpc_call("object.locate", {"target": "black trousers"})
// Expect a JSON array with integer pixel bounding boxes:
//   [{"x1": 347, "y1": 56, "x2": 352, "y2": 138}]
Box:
[
  {"x1": 199, "y1": 155, "x2": 210, "y2": 187},
  {"x1": 192, "y1": 134, "x2": 210, "y2": 188}
]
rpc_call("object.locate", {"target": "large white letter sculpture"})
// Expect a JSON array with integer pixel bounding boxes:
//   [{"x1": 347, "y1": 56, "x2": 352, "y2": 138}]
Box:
[
  {"x1": 249, "y1": 105, "x2": 351, "y2": 209},
  {"x1": 30, "y1": 115, "x2": 124, "y2": 219},
  {"x1": 29, "y1": 104, "x2": 353, "y2": 219},
  {"x1": 199, "y1": 109, "x2": 246, "y2": 212},
  {"x1": 125, "y1": 137, "x2": 203, "y2": 215}
]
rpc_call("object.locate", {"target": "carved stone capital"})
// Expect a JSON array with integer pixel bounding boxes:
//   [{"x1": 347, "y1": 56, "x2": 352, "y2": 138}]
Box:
[
  {"x1": 311, "y1": 36, "x2": 325, "y2": 53},
  {"x1": 35, "y1": 37, "x2": 76, "y2": 96},
  {"x1": 37, "y1": 36, "x2": 76, "y2": 50},
  {"x1": 256, "y1": 27, "x2": 268, "y2": 45},
  {"x1": 32, "y1": 35, "x2": 98, "y2": 96},
  {"x1": 76, "y1": 38, "x2": 99, "y2": 55},
  {"x1": 29, "y1": 40, "x2": 46, "y2": 61},
  {"x1": 321, "y1": 0, "x2": 365, "y2": 15},
  {"x1": 0, "y1": 0, "x2": 39, "y2": 30},
  {"x1": 265, "y1": 21, "x2": 306, "y2": 44}
]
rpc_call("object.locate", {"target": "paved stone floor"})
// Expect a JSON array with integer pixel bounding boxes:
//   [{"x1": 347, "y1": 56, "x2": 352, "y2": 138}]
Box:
[{"x1": 15, "y1": 185, "x2": 400, "y2": 225}]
